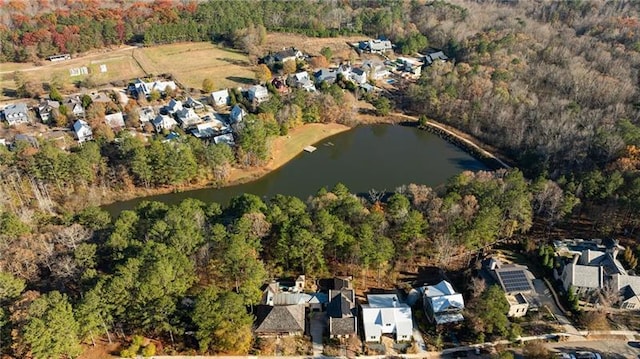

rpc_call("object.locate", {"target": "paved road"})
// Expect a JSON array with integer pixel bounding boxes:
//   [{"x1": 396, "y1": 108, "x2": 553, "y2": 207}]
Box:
[{"x1": 547, "y1": 340, "x2": 640, "y2": 359}]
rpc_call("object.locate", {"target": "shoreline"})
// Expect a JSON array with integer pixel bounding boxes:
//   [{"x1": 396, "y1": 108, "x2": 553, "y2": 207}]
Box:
[
  {"x1": 97, "y1": 115, "x2": 514, "y2": 210},
  {"x1": 96, "y1": 122, "x2": 352, "y2": 208}
]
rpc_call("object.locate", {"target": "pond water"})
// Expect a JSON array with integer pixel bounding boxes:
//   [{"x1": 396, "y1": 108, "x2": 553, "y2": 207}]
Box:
[{"x1": 103, "y1": 124, "x2": 488, "y2": 217}]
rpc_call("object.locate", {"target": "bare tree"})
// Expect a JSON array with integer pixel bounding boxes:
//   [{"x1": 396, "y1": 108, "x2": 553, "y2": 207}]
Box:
[{"x1": 55, "y1": 224, "x2": 92, "y2": 250}]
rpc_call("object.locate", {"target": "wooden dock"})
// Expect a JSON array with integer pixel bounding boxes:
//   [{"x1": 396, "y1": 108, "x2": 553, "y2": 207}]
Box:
[{"x1": 303, "y1": 145, "x2": 317, "y2": 153}]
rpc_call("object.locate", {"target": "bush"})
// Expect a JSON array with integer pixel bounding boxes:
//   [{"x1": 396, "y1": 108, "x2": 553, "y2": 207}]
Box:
[{"x1": 142, "y1": 343, "x2": 156, "y2": 357}]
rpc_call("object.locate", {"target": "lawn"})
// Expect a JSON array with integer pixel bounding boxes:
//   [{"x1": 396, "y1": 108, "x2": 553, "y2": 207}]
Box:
[{"x1": 136, "y1": 42, "x2": 256, "y2": 90}]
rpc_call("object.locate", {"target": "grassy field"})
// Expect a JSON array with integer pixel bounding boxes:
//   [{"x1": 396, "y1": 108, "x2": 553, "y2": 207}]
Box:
[{"x1": 135, "y1": 42, "x2": 256, "y2": 90}]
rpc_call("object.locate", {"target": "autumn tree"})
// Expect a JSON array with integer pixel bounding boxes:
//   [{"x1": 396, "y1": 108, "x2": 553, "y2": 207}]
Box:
[
  {"x1": 202, "y1": 78, "x2": 215, "y2": 93},
  {"x1": 255, "y1": 64, "x2": 272, "y2": 84},
  {"x1": 282, "y1": 59, "x2": 296, "y2": 75}
]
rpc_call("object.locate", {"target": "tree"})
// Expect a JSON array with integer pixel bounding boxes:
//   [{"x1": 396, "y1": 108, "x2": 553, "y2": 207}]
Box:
[
  {"x1": 473, "y1": 285, "x2": 510, "y2": 337},
  {"x1": 192, "y1": 287, "x2": 253, "y2": 354},
  {"x1": 49, "y1": 86, "x2": 63, "y2": 102},
  {"x1": 202, "y1": 78, "x2": 215, "y2": 93},
  {"x1": 372, "y1": 96, "x2": 392, "y2": 116},
  {"x1": 22, "y1": 291, "x2": 82, "y2": 359},
  {"x1": 255, "y1": 64, "x2": 272, "y2": 84},
  {"x1": 0, "y1": 272, "x2": 25, "y2": 303},
  {"x1": 522, "y1": 341, "x2": 552, "y2": 359},
  {"x1": 320, "y1": 46, "x2": 333, "y2": 61},
  {"x1": 282, "y1": 59, "x2": 296, "y2": 75}
]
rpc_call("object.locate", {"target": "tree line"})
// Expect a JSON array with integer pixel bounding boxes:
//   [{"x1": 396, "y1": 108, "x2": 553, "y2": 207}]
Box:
[{"x1": 0, "y1": 169, "x2": 576, "y2": 357}]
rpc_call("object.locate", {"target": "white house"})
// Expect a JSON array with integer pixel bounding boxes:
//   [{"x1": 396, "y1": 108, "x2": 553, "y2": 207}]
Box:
[
  {"x1": 37, "y1": 100, "x2": 59, "y2": 123},
  {"x1": 230, "y1": 104, "x2": 247, "y2": 124},
  {"x1": 359, "y1": 39, "x2": 393, "y2": 54},
  {"x1": 351, "y1": 68, "x2": 368, "y2": 85},
  {"x1": 138, "y1": 106, "x2": 155, "y2": 127},
  {"x1": 164, "y1": 99, "x2": 183, "y2": 115},
  {"x1": 248, "y1": 85, "x2": 269, "y2": 104},
  {"x1": 104, "y1": 112, "x2": 125, "y2": 130},
  {"x1": 175, "y1": 107, "x2": 201, "y2": 128},
  {"x1": 130, "y1": 78, "x2": 177, "y2": 97},
  {"x1": 152, "y1": 114, "x2": 177, "y2": 133},
  {"x1": 362, "y1": 60, "x2": 391, "y2": 80},
  {"x1": 3, "y1": 103, "x2": 30, "y2": 125},
  {"x1": 423, "y1": 280, "x2": 465, "y2": 324},
  {"x1": 73, "y1": 120, "x2": 93, "y2": 143},
  {"x1": 210, "y1": 89, "x2": 230, "y2": 107},
  {"x1": 289, "y1": 71, "x2": 316, "y2": 92},
  {"x1": 191, "y1": 119, "x2": 228, "y2": 139},
  {"x1": 184, "y1": 97, "x2": 205, "y2": 112},
  {"x1": 361, "y1": 294, "x2": 412, "y2": 342},
  {"x1": 63, "y1": 96, "x2": 85, "y2": 118}
]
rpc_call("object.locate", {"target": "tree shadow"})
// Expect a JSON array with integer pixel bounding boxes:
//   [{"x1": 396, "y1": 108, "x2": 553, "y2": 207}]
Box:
[
  {"x1": 2, "y1": 88, "x2": 17, "y2": 98},
  {"x1": 226, "y1": 76, "x2": 254, "y2": 85},
  {"x1": 216, "y1": 57, "x2": 251, "y2": 66}
]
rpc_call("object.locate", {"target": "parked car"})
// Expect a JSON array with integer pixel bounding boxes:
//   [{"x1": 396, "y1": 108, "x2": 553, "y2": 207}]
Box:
[{"x1": 574, "y1": 351, "x2": 601, "y2": 359}]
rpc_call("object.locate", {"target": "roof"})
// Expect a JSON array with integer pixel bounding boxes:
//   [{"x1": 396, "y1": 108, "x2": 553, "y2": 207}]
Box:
[
  {"x1": 254, "y1": 305, "x2": 305, "y2": 334},
  {"x1": 213, "y1": 133, "x2": 235, "y2": 146},
  {"x1": 230, "y1": 104, "x2": 246, "y2": 122},
  {"x1": 572, "y1": 264, "x2": 603, "y2": 288},
  {"x1": 426, "y1": 292, "x2": 464, "y2": 315},
  {"x1": 494, "y1": 267, "x2": 535, "y2": 293},
  {"x1": 274, "y1": 48, "x2": 300, "y2": 61},
  {"x1": 3, "y1": 103, "x2": 28, "y2": 119},
  {"x1": 73, "y1": 119, "x2": 91, "y2": 132},
  {"x1": 329, "y1": 317, "x2": 357, "y2": 336},
  {"x1": 327, "y1": 289, "x2": 355, "y2": 318},
  {"x1": 366, "y1": 294, "x2": 406, "y2": 308},
  {"x1": 425, "y1": 280, "x2": 457, "y2": 297},
  {"x1": 361, "y1": 296, "x2": 412, "y2": 338},
  {"x1": 104, "y1": 112, "x2": 125, "y2": 129}
]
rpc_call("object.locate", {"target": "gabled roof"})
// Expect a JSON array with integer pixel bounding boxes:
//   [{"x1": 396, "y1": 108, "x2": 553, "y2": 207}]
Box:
[
  {"x1": 327, "y1": 289, "x2": 355, "y2": 318},
  {"x1": 104, "y1": 112, "x2": 125, "y2": 129},
  {"x1": 425, "y1": 280, "x2": 457, "y2": 297},
  {"x1": 254, "y1": 305, "x2": 305, "y2": 334},
  {"x1": 572, "y1": 264, "x2": 603, "y2": 289}
]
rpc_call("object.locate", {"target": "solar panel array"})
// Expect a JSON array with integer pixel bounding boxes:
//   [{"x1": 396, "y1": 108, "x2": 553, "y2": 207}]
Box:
[{"x1": 497, "y1": 269, "x2": 533, "y2": 293}]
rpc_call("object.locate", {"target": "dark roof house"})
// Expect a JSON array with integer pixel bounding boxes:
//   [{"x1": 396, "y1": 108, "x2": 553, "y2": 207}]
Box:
[
  {"x1": 254, "y1": 304, "x2": 305, "y2": 336},
  {"x1": 327, "y1": 288, "x2": 357, "y2": 338}
]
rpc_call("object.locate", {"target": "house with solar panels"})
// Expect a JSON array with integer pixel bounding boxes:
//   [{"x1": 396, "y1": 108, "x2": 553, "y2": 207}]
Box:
[{"x1": 483, "y1": 258, "x2": 536, "y2": 317}]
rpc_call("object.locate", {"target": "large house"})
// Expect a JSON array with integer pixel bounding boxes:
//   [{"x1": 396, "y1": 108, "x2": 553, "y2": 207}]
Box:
[
  {"x1": 314, "y1": 68, "x2": 338, "y2": 84},
  {"x1": 261, "y1": 48, "x2": 304, "y2": 65},
  {"x1": 327, "y1": 277, "x2": 357, "y2": 339},
  {"x1": 361, "y1": 294, "x2": 412, "y2": 343},
  {"x1": 184, "y1": 97, "x2": 205, "y2": 112},
  {"x1": 152, "y1": 114, "x2": 177, "y2": 133},
  {"x1": 359, "y1": 39, "x2": 393, "y2": 54},
  {"x1": 73, "y1": 120, "x2": 93, "y2": 143},
  {"x1": 229, "y1": 104, "x2": 247, "y2": 124},
  {"x1": 138, "y1": 106, "x2": 155, "y2": 128},
  {"x1": 423, "y1": 280, "x2": 465, "y2": 324},
  {"x1": 260, "y1": 276, "x2": 326, "y2": 311},
  {"x1": 555, "y1": 238, "x2": 640, "y2": 309},
  {"x1": 3, "y1": 103, "x2": 30, "y2": 125},
  {"x1": 175, "y1": 108, "x2": 201, "y2": 129},
  {"x1": 424, "y1": 50, "x2": 449, "y2": 66},
  {"x1": 289, "y1": 71, "x2": 316, "y2": 92},
  {"x1": 129, "y1": 78, "x2": 177, "y2": 98},
  {"x1": 63, "y1": 96, "x2": 85, "y2": 118},
  {"x1": 362, "y1": 60, "x2": 391, "y2": 80}
]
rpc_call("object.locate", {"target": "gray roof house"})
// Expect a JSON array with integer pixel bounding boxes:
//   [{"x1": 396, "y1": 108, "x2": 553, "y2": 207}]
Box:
[
  {"x1": 362, "y1": 60, "x2": 391, "y2": 80},
  {"x1": 274, "y1": 48, "x2": 303, "y2": 63},
  {"x1": 184, "y1": 97, "x2": 205, "y2": 112},
  {"x1": 37, "y1": 100, "x2": 60, "y2": 123},
  {"x1": 289, "y1": 71, "x2": 316, "y2": 92},
  {"x1": 328, "y1": 288, "x2": 357, "y2": 338},
  {"x1": 164, "y1": 99, "x2": 183, "y2": 115},
  {"x1": 359, "y1": 39, "x2": 393, "y2": 54},
  {"x1": 314, "y1": 69, "x2": 338, "y2": 84},
  {"x1": 63, "y1": 96, "x2": 85, "y2": 117},
  {"x1": 424, "y1": 51, "x2": 449, "y2": 66},
  {"x1": 104, "y1": 112, "x2": 125, "y2": 131},
  {"x1": 254, "y1": 305, "x2": 306, "y2": 336},
  {"x1": 3, "y1": 103, "x2": 30, "y2": 125},
  {"x1": 351, "y1": 68, "x2": 367, "y2": 85},
  {"x1": 138, "y1": 106, "x2": 155, "y2": 127},
  {"x1": 73, "y1": 120, "x2": 93, "y2": 143},
  {"x1": 129, "y1": 78, "x2": 177, "y2": 97},
  {"x1": 611, "y1": 274, "x2": 640, "y2": 310},
  {"x1": 484, "y1": 258, "x2": 535, "y2": 318}
]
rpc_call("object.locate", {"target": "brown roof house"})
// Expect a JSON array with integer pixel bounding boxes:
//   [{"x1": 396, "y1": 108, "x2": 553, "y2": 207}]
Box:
[{"x1": 254, "y1": 305, "x2": 305, "y2": 336}]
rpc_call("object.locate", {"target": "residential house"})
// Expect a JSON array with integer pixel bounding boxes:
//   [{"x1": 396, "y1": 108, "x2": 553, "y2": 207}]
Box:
[
  {"x1": 210, "y1": 89, "x2": 230, "y2": 107},
  {"x1": 361, "y1": 294, "x2": 412, "y2": 342},
  {"x1": 337, "y1": 63, "x2": 352, "y2": 80},
  {"x1": 360, "y1": 83, "x2": 376, "y2": 93},
  {"x1": 274, "y1": 48, "x2": 303, "y2": 63},
  {"x1": 397, "y1": 57, "x2": 423, "y2": 78},
  {"x1": 289, "y1": 71, "x2": 316, "y2": 92},
  {"x1": 63, "y1": 96, "x2": 85, "y2": 118},
  {"x1": 554, "y1": 238, "x2": 640, "y2": 309},
  {"x1": 314, "y1": 68, "x2": 338, "y2": 84},
  {"x1": 423, "y1": 280, "x2": 465, "y2": 324},
  {"x1": 164, "y1": 99, "x2": 183, "y2": 115},
  {"x1": 37, "y1": 100, "x2": 60, "y2": 123},
  {"x1": 362, "y1": 60, "x2": 391, "y2": 80},
  {"x1": 424, "y1": 50, "x2": 449, "y2": 66},
  {"x1": 3, "y1": 103, "x2": 30, "y2": 125},
  {"x1": 129, "y1": 78, "x2": 177, "y2": 98},
  {"x1": 229, "y1": 104, "x2": 247, "y2": 124},
  {"x1": 359, "y1": 39, "x2": 393, "y2": 54},
  {"x1": 327, "y1": 277, "x2": 357, "y2": 339},
  {"x1": 89, "y1": 92, "x2": 112, "y2": 104},
  {"x1": 260, "y1": 276, "x2": 326, "y2": 311},
  {"x1": 104, "y1": 112, "x2": 125, "y2": 131},
  {"x1": 138, "y1": 106, "x2": 155, "y2": 128},
  {"x1": 213, "y1": 133, "x2": 235, "y2": 146},
  {"x1": 152, "y1": 114, "x2": 177, "y2": 133},
  {"x1": 184, "y1": 97, "x2": 205, "y2": 112},
  {"x1": 248, "y1": 85, "x2": 270, "y2": 104},
  {"x1": 254, "y1": 304, "x2": 306, "y2": 336},
  {"x1": 191, "y1": 118, "x2": 228, "y2": 139},
  {"x1": 484, "y1": 258, "x2": 535, "y2": 318},
  {"x1": 351, "y1": 68, "x2": 367, "y2": 85},
  {"x1": 175, "y1": 108, "x2": 201, "y2": 128},
  {"x1": 73, "y1": 120, "x2": 93, "y2": 143}
]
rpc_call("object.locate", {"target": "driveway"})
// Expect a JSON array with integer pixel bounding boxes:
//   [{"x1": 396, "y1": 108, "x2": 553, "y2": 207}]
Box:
[
  {"x1": 309, "y1": 312, "x2": 325, "y2": 356},
  {"x1": 532, "y1": 279, "x2": 581, "y2": 336},
  {"x1": 546, "y1": 340, "x2": 640, "y2": 359}
]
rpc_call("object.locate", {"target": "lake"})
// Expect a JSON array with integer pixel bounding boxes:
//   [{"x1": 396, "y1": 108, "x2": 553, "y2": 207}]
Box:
[{"x1": 103, "y1": 124, "x2": 488, "y2": 217}]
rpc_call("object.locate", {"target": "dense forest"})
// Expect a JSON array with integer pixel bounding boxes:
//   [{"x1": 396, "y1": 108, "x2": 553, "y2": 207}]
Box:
[{"x1": 0, "y1": 170, "x2": 574, "y2": 356}]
